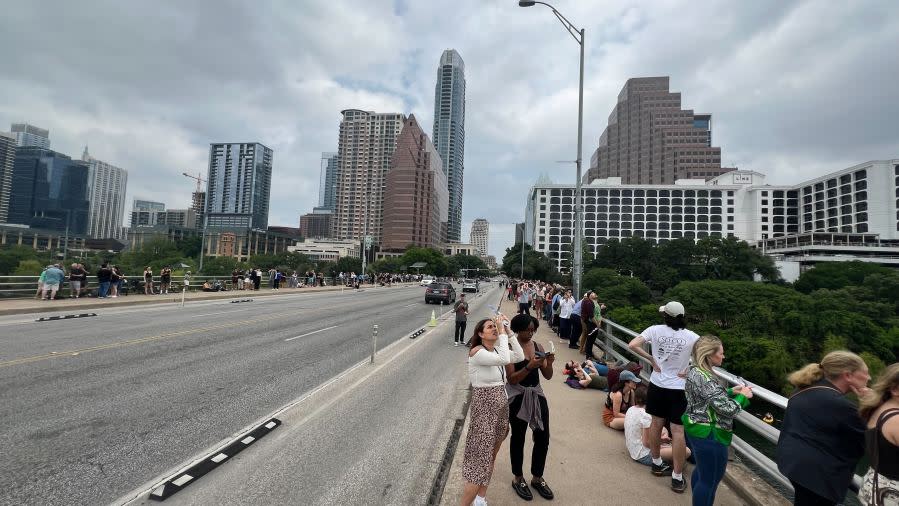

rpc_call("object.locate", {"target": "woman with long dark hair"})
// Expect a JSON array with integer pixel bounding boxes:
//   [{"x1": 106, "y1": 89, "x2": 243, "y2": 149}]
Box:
[
  {"x1": 776, "y1": 350, "x2": 870, "y2": 505},
  {"x1": 460, "y1": 314, "x2": 512, "y2": 506},
  {"x1": 602, "y1": 371, "x2": 641, "y2": 431}
]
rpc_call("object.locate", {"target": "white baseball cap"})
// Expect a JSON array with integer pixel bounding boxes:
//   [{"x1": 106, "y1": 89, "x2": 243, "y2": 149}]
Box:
[{"x1": 659, "y1": 301, "x2": 685, "y2": 317}]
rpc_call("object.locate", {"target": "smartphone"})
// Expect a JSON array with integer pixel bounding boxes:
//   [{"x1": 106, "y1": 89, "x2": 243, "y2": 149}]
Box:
[
  {"x1": 549, "y1": 341, "x2": 555, "y2": 354},
  {"x1": 535, "y1": 351, "x2": 547, "y2": 358}
]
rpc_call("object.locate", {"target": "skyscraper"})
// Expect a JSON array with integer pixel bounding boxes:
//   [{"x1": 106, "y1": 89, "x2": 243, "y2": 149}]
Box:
[
  {"x1": 205, "y1": 142, "x2": 273, "y2": 230},
  {"x1": 319, "y1": 152, "x2": 339, "y2": 211},
  {"x1": 9, "y1": 146, "x2": 90, "y2": 234},
  {"x1": 587, "y1": 76, "x2": 731, "y2": 185},
  {"x1": 83, "y1": 146, "x2": 128, "y2": 239},
  {"x1": 381, "y1": 115, "x2": 448, "y2": 251},
  {"x1": 130, "y1": 199, "x2": 166, "y2": 227},
  {"x1": 10, "y1": 123, "x2": 50, "y2": 149},
  {"x1": 333, "y1": 109, "x2": 405, "y2": 244},
  {"x1": 0, "y1": 132, "x2": 15, "y2": 223},
  {"x1": 469, "y1": 218, "x2": 489, "y2": 256},
  {"x1": 432, "y1": 49, "x2": 466, "y2": 243}
]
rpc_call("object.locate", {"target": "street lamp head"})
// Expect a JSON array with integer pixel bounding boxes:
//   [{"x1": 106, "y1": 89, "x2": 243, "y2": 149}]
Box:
[{"x1": 519, "y1": 0, "x2": 536, "y2": 6}]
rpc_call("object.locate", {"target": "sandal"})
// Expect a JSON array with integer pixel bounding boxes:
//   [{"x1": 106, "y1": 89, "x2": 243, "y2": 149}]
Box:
[
  {"x1": 531, "y1": 478, "x2": 554, "y2": 500},
  {"x1": 512, "y1": 477, "x2": 533, "y2": 501}
]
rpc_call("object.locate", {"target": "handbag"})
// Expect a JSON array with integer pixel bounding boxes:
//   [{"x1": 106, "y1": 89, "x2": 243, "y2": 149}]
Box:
[{"x1": 869, "y1": 408, "x2": 899, "y2": 506}]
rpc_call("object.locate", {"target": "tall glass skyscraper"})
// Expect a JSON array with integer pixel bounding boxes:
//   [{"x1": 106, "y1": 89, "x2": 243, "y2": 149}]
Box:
[
  {"x1": 318, "y1": 152, "x2": 338, "y2": 211},
  {"x1": 82, "y1": 146, "x2": 128, "y2": 239},
  {"x1": 432, "y1": 49, "x2": 466, "y2": 243},
  {"x1": 205, "y1": 142, "x2": 273, "y2": 230},
  {"x1": 9, "y1": 146, "x2": 90, "y2": 234}
]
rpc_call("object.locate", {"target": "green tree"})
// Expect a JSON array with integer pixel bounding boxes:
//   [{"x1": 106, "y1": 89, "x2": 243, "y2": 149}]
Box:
[
  {"x1": 501, "y1": 243, "x2": 561, "y2": 283},
  {"x1": 581, "y1": 267, "x2": 652, "y2": 309},
  {"x1": 14, "y1": 259, "x2": 44, "y2": 276},
  {"x1": 794, "y1": 262, "x2": 890, "y2": 294}
]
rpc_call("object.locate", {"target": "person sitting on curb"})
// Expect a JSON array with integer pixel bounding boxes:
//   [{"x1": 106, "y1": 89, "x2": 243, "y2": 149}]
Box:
[
  {"x1": 625, "y1": 385, "x2": 689, "y2": 466},
  {"x1": 602, "y1": 370, "x2": 641, "y2": 430}
]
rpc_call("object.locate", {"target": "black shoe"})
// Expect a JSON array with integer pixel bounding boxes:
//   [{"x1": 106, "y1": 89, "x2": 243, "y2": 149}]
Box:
[
  {"x1": 671, "y1": 476, "x2": 686, "y2": 493},
  {"x1": 512, "y1": 477, "x2": 533, "y2": 501},
  {"x1": 651, "y1": 462, "x2": 672, "y2": 476},
  {"x1": 531, "y1": 478, "x2": 554, "y2": 500}
]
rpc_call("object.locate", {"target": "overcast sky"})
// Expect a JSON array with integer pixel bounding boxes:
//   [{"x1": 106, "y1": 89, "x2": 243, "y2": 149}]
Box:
[{"x1": 2, "y1": 0, "x2": 898, "y2": 260}]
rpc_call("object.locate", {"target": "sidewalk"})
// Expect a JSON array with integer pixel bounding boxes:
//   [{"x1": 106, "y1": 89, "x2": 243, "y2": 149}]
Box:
[
  {"x1": 440, "y1": 297, "x2": 749, "y2": 506},
  {"x1": 0, "y1": 283, "x2": 416, "y2": 316}
]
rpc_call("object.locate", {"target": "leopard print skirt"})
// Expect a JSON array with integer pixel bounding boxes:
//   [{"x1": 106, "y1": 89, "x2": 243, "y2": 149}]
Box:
[{"x1": 462, "y1": 385, "x2": 510, "y2": 486}]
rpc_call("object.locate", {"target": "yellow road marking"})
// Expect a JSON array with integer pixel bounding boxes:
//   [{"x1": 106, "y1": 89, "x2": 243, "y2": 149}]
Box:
[{"x1": 0, "y1": 310, "x2": 298, "y2": 369}]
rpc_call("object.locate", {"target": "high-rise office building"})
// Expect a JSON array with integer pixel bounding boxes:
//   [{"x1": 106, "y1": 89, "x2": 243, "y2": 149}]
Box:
[
  {"x1": 9, "y1": 146, "x2": 90, "y2": 234},
  {"x1": 432, "y1": 49, "x2": 466, "y2": 242},
  {"x1": 587, "y1": 76, "x2": 731, "y2": 185},
  {"x1": 300, "y1": 208, "x2": 333, "y2": 239},
  {"x1": 158, "y1": 208, "x2": 196, "y2": 228},
  {"x1": 83, "y1": 146, "x2": 128, "y2": 239},
  {"x1": 129, "y1": 199, "x2": 166, "y2": 227},
  {"x1": 319, "y1": 152, "x2": 339, "y2": 211},
  {"x1": 0, "y1": 132, "x2": 15, "y2": 223},
  {"x1": 192, "y1": 191, "x2": 206, "y2": 228},
  {"x1": 10, "y1": 123, "x2": 50, "y2": 149},
  {"x1": 469, "y1": 218, "x2": 489, "y2": 256},
  {"x1": 381, "y1": 115, "x2": 448, "y2": 251},
  {"x1": 205, "y1": 142, "x2": 273, "y2": 230},
  {"x1": 333, "y1": 109, "x2": 406, "y2": 244}
]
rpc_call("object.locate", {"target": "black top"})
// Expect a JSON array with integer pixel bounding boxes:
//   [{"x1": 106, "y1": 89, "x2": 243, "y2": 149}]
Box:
[
  {"x1": 69, "y1": 267, "x2": 86, "y2": 281},
  {"x1": 512, "y1": 343, "x2": 543, "y2": 388},
  {"x1": 97, "y1": 267, "x2": 111, "y2": 283},
  {"x1": 866, "y1": 408, "x2": 899, "y2": 480},
  {"x1": 776, "y1": 379, "x2": 866, "y2": 503},
  {"x1": 605, "y1": 389, "x2": 634, "y2": 412}
]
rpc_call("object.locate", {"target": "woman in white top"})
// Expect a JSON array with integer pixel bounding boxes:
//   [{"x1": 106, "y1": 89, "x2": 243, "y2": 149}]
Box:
[{"x1": 461, "y1": 314, "x2": 512, "y2": 506}]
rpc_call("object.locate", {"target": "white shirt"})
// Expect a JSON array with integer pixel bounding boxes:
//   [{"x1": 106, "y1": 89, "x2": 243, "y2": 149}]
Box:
[
  {"x1": 641, "y1": 324, "x2": 700, "y2": 389},
  {"x1": 468, "y1": 333, "x2": 512, "y2": 387},
  {"x1": 559, "y1": 298, "x2": 576, "y2": 319},
  {"x1": 624, "y1": 406, "x2": 652, "y2": 460}
]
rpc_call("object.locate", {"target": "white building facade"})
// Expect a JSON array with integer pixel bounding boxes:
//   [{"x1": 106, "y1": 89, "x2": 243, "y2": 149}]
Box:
[
  {"x1": 11, "y1": 123, "x2": 50, "y2": 149},
  {"x1": 83, "y1": 147, "x2": 128, "y2": 240},
  {"x1": 469, "y1": 218, "x2": 489, "y2": 256},
  {"x1": 526, "y1": 160, "x2": 899, "y2": 271},
  {"x1": 287, "y1": 238, "x2": 361, "y2": 262}
]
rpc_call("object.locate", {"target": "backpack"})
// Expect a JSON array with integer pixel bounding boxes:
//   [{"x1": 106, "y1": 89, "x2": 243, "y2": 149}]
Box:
[{"x1": 552, "y1": 298, "x2": 561, "y2": 311}]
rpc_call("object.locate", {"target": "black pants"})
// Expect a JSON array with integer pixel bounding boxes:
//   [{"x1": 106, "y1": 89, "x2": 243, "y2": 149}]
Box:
[
  {"x1": 509, "y1": 394, "x2": 550, "y2": 477},
  {"x1": 584, "y1": 321, "x2": 598, "y2": 359},
  {"x1": 518, "y1": 302, "x2": 530, "y2": 315},
  {"x1": 790, "y1": 480, "x2": 835, "y2": 506},
  {"x1": 454, "y1": 321, "x2": 467, "y2": 343},
  {"x1": 569, "y1": 317, "x2": 582, "y2": 348}
]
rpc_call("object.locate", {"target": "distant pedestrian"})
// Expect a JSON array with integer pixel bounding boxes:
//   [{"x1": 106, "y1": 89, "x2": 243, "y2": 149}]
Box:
[
  {"x1": 35, "y1": 267, "x2": 47, "y2": 299},
  {"x1": 559, "y1": 290, "x2": 575, "y2": 348},
  {"x1": 69, "y1": 263, "x2": 86, "y2": 298},
  {"x1": 857, "y1": 363, "x2": 899, "y2": 505},
  {"x1": 144, "y1": 267, "x2": 154, "y2": 295},
  {"x1": 453, "y1": 294, "x2": 469, "y2": 346},
  {"x1": 231, "y1": 269, "x2": 239, "y2": 290},
  {"x1": 517, "y1": 283, "x2": 531, "y2": 315},
  {"x1": 253, "y1": 268, "x2": 262, "y2": 290},
  {"x1": 776, "y1": 351, "x2": 869, "y2": 506},
  {"x1": 96, "y1": 263, "x2": 112, "y2": 298},
  {"x1": 237, "y1": 270, "x2": 246, "y2": 290},
  {"x1": 160, "y1": 266, "x2": 172, "y2": 294},
  {"x1": 109, "y1": 265, "x2": 120, "y2": 298},
  {"x1": 461, "y1": 314, "x2": 512, "y2": 506},
  {"x1": 41, "y1": 264, "x2": 65, "y2": 300}
]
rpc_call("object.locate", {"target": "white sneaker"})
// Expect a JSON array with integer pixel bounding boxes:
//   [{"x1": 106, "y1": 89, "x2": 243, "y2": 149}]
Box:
[{"x1": 454, "y1": 342, "x2": 459, "y2": 347}]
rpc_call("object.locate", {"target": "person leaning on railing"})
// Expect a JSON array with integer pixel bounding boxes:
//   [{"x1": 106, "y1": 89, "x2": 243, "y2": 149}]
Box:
[
  {"x1": 682, "y1": 335, "x2": 751, "y2": 506},
  {"x1": 776, "y1": 351, "x2": 870, "y2": 506},
  {"x1": 858, "y1": 363, "x2": 899, "y2": 505}
]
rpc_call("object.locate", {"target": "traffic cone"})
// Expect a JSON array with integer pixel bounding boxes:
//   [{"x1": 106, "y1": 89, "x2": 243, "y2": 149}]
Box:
[{"x1": 428, "y1": 310, "x2": 438, "y2": 327}]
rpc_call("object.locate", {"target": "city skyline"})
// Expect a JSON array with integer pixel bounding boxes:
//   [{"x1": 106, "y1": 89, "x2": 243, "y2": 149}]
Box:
[{"x1": 2, "y1": 1, "x2": 898, "y2": 259}]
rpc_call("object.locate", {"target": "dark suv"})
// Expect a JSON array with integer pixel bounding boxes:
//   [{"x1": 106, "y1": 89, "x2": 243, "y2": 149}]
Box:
[{"x1": 425, "y1": 282, "x2": 456, "y2": 304}]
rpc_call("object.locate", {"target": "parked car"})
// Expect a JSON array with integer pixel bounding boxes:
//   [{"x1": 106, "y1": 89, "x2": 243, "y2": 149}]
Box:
[
  {"x1": 461, "y1": 278, "x2": 478, "y2": 293},
  {"x1": 420, "y1": 277, "x2": 435, "y2": 286},
  {"x1": 425, "y1": 282, "x2": 456, "y2": 304}
]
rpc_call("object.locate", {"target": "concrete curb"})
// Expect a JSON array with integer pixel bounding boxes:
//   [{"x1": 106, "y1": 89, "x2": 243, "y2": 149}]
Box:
[{"x1": 722, "y1": 460, "x2": 790, "y2": 506}]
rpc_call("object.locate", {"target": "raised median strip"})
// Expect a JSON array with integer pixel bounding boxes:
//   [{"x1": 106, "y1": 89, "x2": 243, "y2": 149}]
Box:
[
  {"x1": 229, "y1": 299, "x2": 254, "y2": 303},
  {"x1": 36, "y1": 313, "x2": 97, "y2": 322},
  {"x1": 148, "y1": 418, "x2": 282, "y2": 501}
]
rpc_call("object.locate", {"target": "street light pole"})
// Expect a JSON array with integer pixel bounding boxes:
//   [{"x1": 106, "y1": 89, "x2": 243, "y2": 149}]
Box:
[{"x1": 519, "y1": 0, "x2": 585, "y2": 299}]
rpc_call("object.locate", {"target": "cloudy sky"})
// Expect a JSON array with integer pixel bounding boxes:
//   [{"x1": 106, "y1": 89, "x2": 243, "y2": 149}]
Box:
[{"x1": 2, "y1": 0, "x2": 898, "y2": 260}]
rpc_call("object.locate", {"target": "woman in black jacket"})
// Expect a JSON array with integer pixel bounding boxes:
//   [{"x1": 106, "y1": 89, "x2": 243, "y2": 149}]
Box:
[{"x1": 776, "y1": 350, "x2": 871, "y2": 505}]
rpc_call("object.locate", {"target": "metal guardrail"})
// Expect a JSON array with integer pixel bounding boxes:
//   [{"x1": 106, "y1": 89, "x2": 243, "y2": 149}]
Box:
[{"x1": 594, "y1": 318, "x2": 863, "y2": 499}]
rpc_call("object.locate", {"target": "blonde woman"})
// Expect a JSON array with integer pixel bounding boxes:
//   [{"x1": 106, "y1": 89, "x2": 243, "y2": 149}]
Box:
[
  {"x1": 858, "y1": 363, "x2": 899, "y2": 505},
  {"x1": 776, "y1": 351, "x2": 870, "y2": 506},
  {"x1": 460, "y1": 314, "x2": 512, "y2": 506},
  {"x1": 682, "y1": 335, "x2": 751, "y2": 506}
]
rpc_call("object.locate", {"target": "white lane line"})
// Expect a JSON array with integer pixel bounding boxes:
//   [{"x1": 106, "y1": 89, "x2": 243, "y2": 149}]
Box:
[
  {"x1": 284, "y1": 325, "x2": 339, "y2": 342},
  {"x1": 402, "y1": 302, "x2": 419, "y2": 308}
]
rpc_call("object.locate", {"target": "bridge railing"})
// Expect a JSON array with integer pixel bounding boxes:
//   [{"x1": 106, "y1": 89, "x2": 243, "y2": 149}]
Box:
[{"x1": 595, "y1": 318, "x2": 863, "y2": 499}]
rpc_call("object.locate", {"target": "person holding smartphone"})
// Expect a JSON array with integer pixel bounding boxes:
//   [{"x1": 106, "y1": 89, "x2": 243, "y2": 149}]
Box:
[{"x1": 505, "y1": 314, "x2": 555, "y2": 501}]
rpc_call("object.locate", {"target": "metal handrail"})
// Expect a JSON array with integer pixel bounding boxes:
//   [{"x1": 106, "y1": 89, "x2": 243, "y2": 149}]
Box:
[{"x1": 593, "y1": 317, "x2": 863, "y2": 498}]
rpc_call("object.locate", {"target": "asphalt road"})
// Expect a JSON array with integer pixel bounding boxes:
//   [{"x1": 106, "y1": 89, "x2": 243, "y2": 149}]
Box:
[{"x1": 0, "y1": 283, "x2": 499, "y2": 505}]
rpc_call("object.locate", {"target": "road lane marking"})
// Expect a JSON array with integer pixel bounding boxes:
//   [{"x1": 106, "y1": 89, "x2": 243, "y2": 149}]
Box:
[
  {"x1": 284, "y1": 325, "x2": 338, "y2": 342},
  {"x1": 0, "y1": 310, "x2": 299, "y2": 369}
]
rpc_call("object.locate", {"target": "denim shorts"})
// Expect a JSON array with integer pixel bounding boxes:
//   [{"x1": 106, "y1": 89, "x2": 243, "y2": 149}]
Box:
[{"x1": 635, "y1": 453, "x2": 653, "y2": 466}]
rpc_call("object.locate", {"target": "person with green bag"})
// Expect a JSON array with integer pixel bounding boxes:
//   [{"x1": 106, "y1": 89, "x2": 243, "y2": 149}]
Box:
[{"x1": 682, "y1": 335, "x2": 752, "y2": 506}]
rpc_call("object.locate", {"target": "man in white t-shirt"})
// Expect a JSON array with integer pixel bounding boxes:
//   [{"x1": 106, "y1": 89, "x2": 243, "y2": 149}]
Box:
[{"x1": 628, "y1": 301, "x2": 699, "y2": 494}]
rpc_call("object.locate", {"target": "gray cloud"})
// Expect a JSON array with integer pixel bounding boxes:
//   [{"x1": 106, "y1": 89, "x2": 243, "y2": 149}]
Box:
[{"x1": 2, "y1": 0, "x2": 897, "y2": 261}]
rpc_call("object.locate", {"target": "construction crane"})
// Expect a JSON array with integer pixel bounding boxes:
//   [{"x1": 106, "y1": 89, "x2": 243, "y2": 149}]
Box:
[
  {"x1": 182, "y1": 172, "x2": 206, "y2": 192},
  {"x1": 182, "y1": 172, "x2": 208, "y2": 274}
]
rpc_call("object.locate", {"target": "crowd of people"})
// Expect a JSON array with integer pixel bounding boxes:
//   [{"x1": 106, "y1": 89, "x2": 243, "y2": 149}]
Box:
[{"x1": 461, "y1": 280, "x2": 898, "y2": 506}]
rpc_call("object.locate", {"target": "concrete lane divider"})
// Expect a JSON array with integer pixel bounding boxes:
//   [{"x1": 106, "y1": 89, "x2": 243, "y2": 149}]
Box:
[
  {"x1": 409, "y1": 328, "x2": 426, "y2": 339},
  {"x1": 229, "y1": 299, "x2": 254, "y2": 304},
  {"x1": 148, "y1": 418, "x2": 282, "y2": 501},
  {"x1": 36, "y1": 313, "x2": 97, "y2": 322}
]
